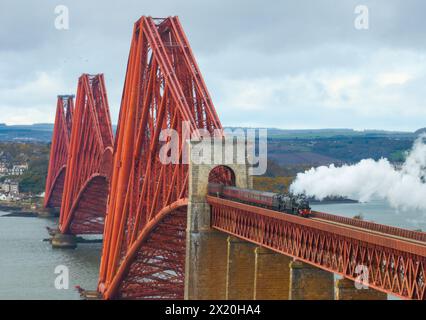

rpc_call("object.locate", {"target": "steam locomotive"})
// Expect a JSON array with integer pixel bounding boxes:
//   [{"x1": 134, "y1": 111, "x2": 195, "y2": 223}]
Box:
[{"x1": 208, "y1": 183, "x2": 311, "y2": 217}]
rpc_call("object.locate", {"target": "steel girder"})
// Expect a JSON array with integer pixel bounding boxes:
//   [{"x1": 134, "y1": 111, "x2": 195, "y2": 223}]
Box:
[
  {"x1": 208, "y1": 196, "x2": 426, "y2": 300},
  {"x1": 44, "y1": 95, "x2": 74, "y2": 208},
  {"x1": 59, "y1": 74, "x2": 114, "y2": 235},
  {"x1": 98, "y1": 16, "x2": 222, "y2": 299},
  {"x1": 312, "y1": 211, "x2": 426, "y2": 242},
  {"x1": 208, "y1": 165, "x2": 236, "y2": 186}
]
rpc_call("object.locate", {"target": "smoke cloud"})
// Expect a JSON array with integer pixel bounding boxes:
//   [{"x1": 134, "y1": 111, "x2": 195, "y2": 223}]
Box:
[{"x1": 290, "y1": 135, "x2": 426, "y2": 211}]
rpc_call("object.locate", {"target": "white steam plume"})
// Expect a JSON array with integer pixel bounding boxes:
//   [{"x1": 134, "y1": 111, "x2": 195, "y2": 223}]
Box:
[{"x1": 290, "y1": 134, "x2": 426, "y2": 211}]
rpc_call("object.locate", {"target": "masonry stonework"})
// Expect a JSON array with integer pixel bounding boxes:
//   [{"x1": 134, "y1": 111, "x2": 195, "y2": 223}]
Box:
[
  {"x1": 226, "y1": 236, "x2": 256, "y2": 299},
  {"x1": 335, "y1": 278, "x2": 387, "y2": 300},
  {"x1": 185, "y1": 139, "x2": 252, "y2": 300},
  {"x1": 289, "y1": 260, "x2": 334, "y2": 300},
  {"x1": 254, "y1": 247, "x2": 292, "y2": 300}
]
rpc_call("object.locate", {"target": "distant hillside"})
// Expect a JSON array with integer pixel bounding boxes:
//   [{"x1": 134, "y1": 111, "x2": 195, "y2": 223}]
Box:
[
  {"x1": 0, "y1": 124, "x2": 54, "y2": 142},
  {"x1": 0, "y1": 124, "x2": 416, "y2": 143},
  {"x1": 226, "y1": 127, "x2": 416, "y2": 139},
  {"x1": 0, "y1": 125, "x2": 416, "y2": 170}
]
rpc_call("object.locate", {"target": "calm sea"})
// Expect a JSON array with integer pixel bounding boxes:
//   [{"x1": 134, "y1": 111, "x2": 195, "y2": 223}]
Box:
[{"x1": 0, "y1": 213, "x2": 101, "y2": 300}]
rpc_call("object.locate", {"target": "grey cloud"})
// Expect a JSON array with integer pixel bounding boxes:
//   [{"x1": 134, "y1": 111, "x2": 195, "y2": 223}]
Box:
[{"x1": 0, "y1": 0, "x2": 425, "y2": 130}]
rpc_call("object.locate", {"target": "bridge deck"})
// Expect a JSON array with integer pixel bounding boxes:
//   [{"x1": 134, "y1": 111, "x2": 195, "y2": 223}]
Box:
[
  {"x1": 311, "y1": 217, "x2": 426, "y2": 247},
  {"x1": 207, "y1": 195, "x2": 426, "y2": 300}
]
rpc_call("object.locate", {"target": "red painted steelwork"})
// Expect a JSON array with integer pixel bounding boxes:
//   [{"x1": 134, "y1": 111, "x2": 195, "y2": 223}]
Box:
[
  {"x1": 59, "y1": 74, "x2": 114, "y2": 235},
  {"x1": 117, "y1": 205, "x2": 187, "y2": 299},
  {"x1": 208, "y1": 196, "x2": 426, "y2": 300},
  {"x1": 44, "y1": 95, "x2": 74, "y2": 208},
  {"x1": 312, "y1": 211, "x2": 426, "y2": 242},
  {"x1": 98, "y1": 16, "x2": 223, "y2": 299},
  {"x1": 208, "y1": 165, "x2": 236, "y2": 186}
]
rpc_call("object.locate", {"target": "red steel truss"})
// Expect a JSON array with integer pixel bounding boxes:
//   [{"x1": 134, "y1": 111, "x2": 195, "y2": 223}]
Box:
[
  {"x1": 44, "y1": 95, "x2": 74, "y2": 208},
  {"x1": 312, "y1": 211, "x2": 426, "y2": 242},
  {"x1": 208, "y1": 165, "x2": 236, "y2": 186},
  {"x1": 59, "y1": 74, "x2": 114, "y2": 235},
  {"x1": 98, "y1": 16, "x2": 222, "y2": 299},
  {"x1": 208, "y1": 196, "x2": 426, "y2": 300}
]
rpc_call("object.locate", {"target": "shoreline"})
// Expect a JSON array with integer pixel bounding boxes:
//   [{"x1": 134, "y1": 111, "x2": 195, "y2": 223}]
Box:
[
  {"x1": 0, "y1": 202, "x2": 43, "y2": 218},
  {"x1": 310, "y1": 199, "x2": 358, "y2": 205},
  {"x1": 1, "y1": 211, "x2": 39, "y2": 217},
  {"x1": 309, "y1": 196, "x2": 358, "y2": 205}
]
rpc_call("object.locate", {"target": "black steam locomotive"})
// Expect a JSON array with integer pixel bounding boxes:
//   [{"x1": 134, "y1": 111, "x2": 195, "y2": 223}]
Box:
[{"x1": 208, "y1": 183, "x2": 311, "y2": 217}]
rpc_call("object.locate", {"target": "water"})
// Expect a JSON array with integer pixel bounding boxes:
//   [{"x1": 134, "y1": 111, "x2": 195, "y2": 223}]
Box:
[
  {"x1": 0, "y1": 212, "x2": 101, "y2": 300},
  {"x1": 0, "y1": 200, "x2": 424, "y2": 299}
]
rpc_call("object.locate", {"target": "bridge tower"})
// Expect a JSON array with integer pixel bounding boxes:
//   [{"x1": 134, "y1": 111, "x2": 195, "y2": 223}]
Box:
[
  {"x1": 52, "y1": 74, "x2": 114, "y2": 248},
  {"x1": 43, "y1": 95, "x2": 74, "y2": 215},
  {"x1": 97, "y1": 16, "x2": 223, "y2": 299}
]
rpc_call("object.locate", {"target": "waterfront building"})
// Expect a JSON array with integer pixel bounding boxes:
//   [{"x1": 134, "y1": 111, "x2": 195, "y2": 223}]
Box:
[
  {"x1": 10, "y1": 164, "x2": 28, "y2": 176},
  {"x1": 0, "y1": 179, "x2": 19, "y2": 195}
]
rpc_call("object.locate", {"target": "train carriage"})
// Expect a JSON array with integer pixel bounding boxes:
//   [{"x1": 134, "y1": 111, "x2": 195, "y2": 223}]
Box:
[{"x1": 208, "y1": 184, "x2": 311, "y2": 218}]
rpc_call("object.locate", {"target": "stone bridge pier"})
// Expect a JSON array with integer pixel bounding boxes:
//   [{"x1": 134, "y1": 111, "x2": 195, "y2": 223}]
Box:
[
  {"x1": 184, "y1": 138, "x2": 253, "y2": 299},
  {"x1": 184, "y1": 138, "x2": 387, "y2": 300}
]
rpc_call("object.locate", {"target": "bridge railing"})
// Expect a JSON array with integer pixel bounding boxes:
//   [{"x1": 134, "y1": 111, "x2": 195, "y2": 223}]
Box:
[
  {"x1": 312, "y1": 211, "x2": 426, "y2": 242},
  {"x1": 207, "y1": 195, "x2": 426, "y2": 300}
]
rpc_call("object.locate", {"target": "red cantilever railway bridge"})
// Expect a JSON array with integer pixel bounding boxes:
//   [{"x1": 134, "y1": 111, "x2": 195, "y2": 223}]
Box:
[{"x1": 44, "y1": 16, "x2": 426, "y2": 300}]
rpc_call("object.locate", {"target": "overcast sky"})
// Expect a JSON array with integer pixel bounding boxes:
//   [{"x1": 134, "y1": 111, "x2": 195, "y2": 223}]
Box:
[{"x1": 1, "y1": 0, "x2": 426, "y2": 131}]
